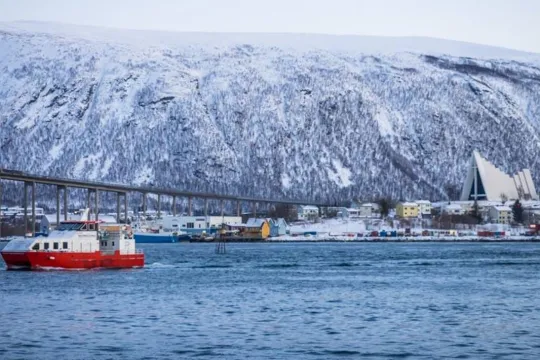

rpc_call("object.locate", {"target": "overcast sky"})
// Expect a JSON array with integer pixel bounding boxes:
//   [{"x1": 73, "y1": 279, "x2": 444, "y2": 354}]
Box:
[{"x1": 1, "y1": 0, "x2": 539, "y2": 53}]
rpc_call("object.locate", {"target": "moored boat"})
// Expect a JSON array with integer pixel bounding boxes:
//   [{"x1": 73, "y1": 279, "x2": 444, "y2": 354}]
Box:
[
  {"x1": 0, "y1": 220, "x2": 144, "y2": 270},
  {"x1": 134, "y1": 231, "x2": 191, "y2": 243}
]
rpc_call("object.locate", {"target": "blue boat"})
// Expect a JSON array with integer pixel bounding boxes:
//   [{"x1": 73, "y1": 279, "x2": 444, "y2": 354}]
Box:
[{"x1": 134, "y1": 232, "x2": 191, "y2": 243}]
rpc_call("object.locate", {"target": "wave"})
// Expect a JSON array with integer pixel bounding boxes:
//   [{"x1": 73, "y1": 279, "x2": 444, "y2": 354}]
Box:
[
  {"x1": 259, "y1": 263, "x2": 300, "y2": 269},
  {"x1": 331, "y1": 262, "x2": 357, "y2": 267},
  {"x1": 146, "y1": 262, "x2": 176, "y2": 269},
  {"x1": 191, "y1": 264, "x2": 233, "y2": 269}
]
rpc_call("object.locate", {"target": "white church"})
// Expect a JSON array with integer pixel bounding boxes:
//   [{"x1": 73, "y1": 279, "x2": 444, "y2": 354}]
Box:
[{"x1": 460, "y1": 150, "x2": 538, "y2": 202}]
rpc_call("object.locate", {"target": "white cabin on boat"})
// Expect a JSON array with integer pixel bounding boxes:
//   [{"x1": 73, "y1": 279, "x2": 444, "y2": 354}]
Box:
[{"x1": 4, "y1": 221, "x2": 137, "y2": 255}]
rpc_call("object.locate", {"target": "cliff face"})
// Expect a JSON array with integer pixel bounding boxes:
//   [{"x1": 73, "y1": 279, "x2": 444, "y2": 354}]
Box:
[{"x1": 1, "y1": 23, "x2": 540, "y2": 203}]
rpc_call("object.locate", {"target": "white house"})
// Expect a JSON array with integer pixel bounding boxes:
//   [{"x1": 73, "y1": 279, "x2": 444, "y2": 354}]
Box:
[
  {"x1": 297, "y1": 205, "x2": 319, "y2": 220},
  {"x1": 443, "y1": 203, "x2": 465, "y2": 215},
  {"x1": 358, "y1": 203, "x2": 373, "y2": 217},
  {"x1": 415, "y1": 200, "x2": 432, "y2": 218},
  {"x1": 488, "y1": 206, "x2": 513, "y2": 224}
]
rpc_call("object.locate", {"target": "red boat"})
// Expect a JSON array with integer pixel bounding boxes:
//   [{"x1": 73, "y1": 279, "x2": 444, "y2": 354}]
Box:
[{"x1": 1, "y1": 220, "x2": 144, "y2": 270}]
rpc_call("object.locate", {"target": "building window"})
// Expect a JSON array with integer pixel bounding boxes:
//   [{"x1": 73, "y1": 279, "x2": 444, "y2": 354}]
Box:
[
  {"x1": 53, "y1": 242, "x2": 59, "y2": 250},
  {"x1": 32, "y1": 243, "x2": 39, "y2": 250},
  {"x1": 63, "y1": 242, "x2": 68, "y2": 249},
  {"x1": 187, "y1": 223, "x2": 194, "y2": 229},
  {"x1": 44, "y1": 243, "x2": 50, "y2": 250}
]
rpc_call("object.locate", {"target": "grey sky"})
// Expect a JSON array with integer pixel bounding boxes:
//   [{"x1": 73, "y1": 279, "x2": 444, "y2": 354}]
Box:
[{"x1": 1, "y1": 0, "x2": 539, "y2": 53}]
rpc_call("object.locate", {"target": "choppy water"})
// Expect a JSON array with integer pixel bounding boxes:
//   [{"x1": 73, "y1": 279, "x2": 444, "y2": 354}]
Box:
[{"x1": 2, "y1": 242, "x2": 540, "y2": 359}]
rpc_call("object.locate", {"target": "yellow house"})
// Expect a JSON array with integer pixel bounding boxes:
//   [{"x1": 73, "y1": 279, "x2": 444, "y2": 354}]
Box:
[
  {"x1": 396, "y1": 202, "x2": 419, "y2": 218},
  {"x1": 245, "y1": 218, "x2": 270, "y2": 239}
]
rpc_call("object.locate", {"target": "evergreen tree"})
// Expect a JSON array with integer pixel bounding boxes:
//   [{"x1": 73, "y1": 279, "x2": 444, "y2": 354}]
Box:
[
  {"x1": 512, "y1": 200, "x2": 524, "y2": 223},
  {"x1": 470, "y1": 201, "x2": 482, "y2": 224},
  {"x1": 376, "y1": 197, "x2": 393, "y2": 219}
]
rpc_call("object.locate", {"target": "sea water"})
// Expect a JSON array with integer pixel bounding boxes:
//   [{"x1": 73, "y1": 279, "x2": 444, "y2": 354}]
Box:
[{"x1": 1, "y1": 242, "x2": 540, "y2": 359}]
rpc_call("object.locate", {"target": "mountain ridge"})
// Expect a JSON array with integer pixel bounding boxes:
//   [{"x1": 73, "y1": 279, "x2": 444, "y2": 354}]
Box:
[{"x1": 1, "y1": 22, "x2": 540, "y2": 203}]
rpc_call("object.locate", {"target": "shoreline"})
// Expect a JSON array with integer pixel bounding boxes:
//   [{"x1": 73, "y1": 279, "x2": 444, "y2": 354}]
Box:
[{"x1": 193, "y1": 237, "x2": 540, "y2": 243}]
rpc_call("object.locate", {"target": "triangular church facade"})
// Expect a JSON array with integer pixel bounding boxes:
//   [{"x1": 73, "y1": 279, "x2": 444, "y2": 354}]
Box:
[{"x1": 460, "y1": 151, "x2": 538, "y2": 201}]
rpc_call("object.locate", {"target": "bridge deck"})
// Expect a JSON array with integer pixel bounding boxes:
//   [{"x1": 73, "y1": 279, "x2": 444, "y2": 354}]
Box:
[{"x1": 0, "y1": 168, "x2": 331, "y2": 206}]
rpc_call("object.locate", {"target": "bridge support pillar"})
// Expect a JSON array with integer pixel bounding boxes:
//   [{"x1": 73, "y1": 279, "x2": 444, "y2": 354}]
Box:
[
  {"x1": 204, "y1": 198, "x2": 208, "y2": 217},
  {"x1": 23, "y1": 182, "x2": 28, "y2": 237},
  {"x1": 142, "y1": 193, "x2": 147, "y2": 217},
  {"x1": 56, "y1": 186, "x2": 61, "y2": 228},
  {"x1": 157, "y1": 194, "x2": 161, "y2": 219},
  {"x1": 236, "y1": 201, "x2": 240, "y2": 217},
  {"x1": 253, "y1": 202, "x2": 257, "y2": 218},
  {"x1": 220, "y1": 199, "x2": 224, "y2": 217},
  {"x1": 94, "y1": 189, "x2": 99, "y2": 222},
  {"x1": 63, "y1": 187, "x2": 68, "y2": 221},
  {"x1": 124, "y1": 193, "x2": 128, "y2": 224},
  {"x1": 116, "y1": 192, "x2": 121, "y2": 223},
  {"x1": 188, "y1": 196, "x2": 192, "y2": 216},
  {"x1": 0, "y1": 180, "x2": 2, "y2": 239},
  {"x1": 86, "y1": 189, "x2": 91, "y2": 211},
  {"x1": 172, "y1": 196, "x2": 176, "y2": 216},
  {"x1": 31, "y1": 182, "x2": 35, "y2": 237}
]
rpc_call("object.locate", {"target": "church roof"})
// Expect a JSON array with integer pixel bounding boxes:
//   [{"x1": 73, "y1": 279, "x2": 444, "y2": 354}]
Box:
[{"x1": 460, "y1": 151, "x2": 538, "y2": 202}]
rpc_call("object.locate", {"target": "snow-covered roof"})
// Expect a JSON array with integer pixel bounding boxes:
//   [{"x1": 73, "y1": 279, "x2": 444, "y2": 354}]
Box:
[
  {"x1": 491, "y1": 205, "x2": 512, "y2": 212},
  {"x1": 300, "y1": 205, "x2": 319, "y2": 211},
  {"x1": 400, "y1": 202, "x2": 418, "y2": 207},
  {"x1": 445, "y1": 204, "x2": 463, "y2": 210},
  {"x1": 246, "y1": 218, "x2": 267, "y2": 227},
  {"x1": 415, "y1": 200, "x2": 431, "y2": 204}
]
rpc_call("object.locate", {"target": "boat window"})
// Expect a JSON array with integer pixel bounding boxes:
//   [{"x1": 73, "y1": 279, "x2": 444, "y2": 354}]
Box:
[
  {"x1": 104, "y1": 242, "x2": 108, "y2": 246},
  {"x1": 112, "y1": 241, "x2": 115, "y2": 246},
  {"x1": 57, "y1": 222, "x2": 85, "y2": 231},
  {"x1": 88, "y1": 224, "x2": 95, "y2": 231},
  {"x1": 63, "y1": 242, "x2": 68, "y2": 249},
  {"x1": 44, "y1": 243, "x2": 50, "y2": 250},
  {"x1": 32, "y1": 243, "x2": 39, "y2": 250},
  {"x1": 53, "y1": 242, "x2": 59, "y2": 250}
]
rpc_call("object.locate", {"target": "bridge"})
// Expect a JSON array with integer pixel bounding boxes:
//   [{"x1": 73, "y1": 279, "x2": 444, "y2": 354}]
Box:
[{"x1": 0, "y1": 168, "x2": 333, "y2": 236}]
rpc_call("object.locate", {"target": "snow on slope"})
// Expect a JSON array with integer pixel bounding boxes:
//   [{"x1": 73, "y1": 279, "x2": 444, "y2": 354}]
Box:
[{"x1": 1, "y1": 22, "x2": 540, "y2": 203}]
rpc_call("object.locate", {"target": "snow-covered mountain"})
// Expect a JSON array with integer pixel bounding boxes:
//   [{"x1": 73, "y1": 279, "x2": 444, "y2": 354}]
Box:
[{"x1": 1, "y1": 21, "x2": 540, "y2": 203}]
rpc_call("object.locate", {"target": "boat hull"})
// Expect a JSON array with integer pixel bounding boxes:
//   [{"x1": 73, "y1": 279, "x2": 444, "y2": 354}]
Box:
[
  {"x1": 134, "y1": 233, "x2": 190, "y2": 243},
  {"x1": 1, "y1": 250, "x2": 144, "y2": 270}
]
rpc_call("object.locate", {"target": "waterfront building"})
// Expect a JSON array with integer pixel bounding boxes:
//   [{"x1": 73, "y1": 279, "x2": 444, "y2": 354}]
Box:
[
  {"x1": 269, "y1": 218, "x2": 288, "y2": 237},
  {"x1": 297, "y1": 205, "x2": 319, "y2": 220},
  {"x1": 488, "y1": 206, "x2": 513, "y2": 224},
  {"x1": 396, "y1": 202, "x2": 419, "y2": 218},
  {"x1": 245, "y1": 218, "x2": 271, "y2": 239},
  {"x1": 415, "y1": 200, "x2": 432, "y2": 218},
  {"x1": 442, "y1": 203, "x2": 465, "y2": 215}
]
